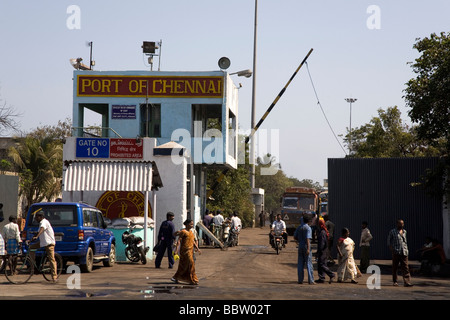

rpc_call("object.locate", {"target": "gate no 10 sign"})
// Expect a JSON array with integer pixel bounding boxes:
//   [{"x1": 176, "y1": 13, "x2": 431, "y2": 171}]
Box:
[{"x1": 76, "y1": 138, "x2": 110, "y2": 158}]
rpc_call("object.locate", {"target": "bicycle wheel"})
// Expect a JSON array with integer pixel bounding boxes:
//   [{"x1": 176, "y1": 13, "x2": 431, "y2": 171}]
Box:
[
  {"x1": 4, "y1": 255, "x2": 34, "y2": 284},
  {"x1": 42, "y1": 253, "x2": 63, "y2": 281}
]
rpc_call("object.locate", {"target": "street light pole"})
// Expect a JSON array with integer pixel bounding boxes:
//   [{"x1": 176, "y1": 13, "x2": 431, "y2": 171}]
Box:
[
  {"x1": 250, "y1": 0, "x2": 258, "y2": 189},
  {"x1": 345, "y1": 98, "x2": 357, "y2": 155}
]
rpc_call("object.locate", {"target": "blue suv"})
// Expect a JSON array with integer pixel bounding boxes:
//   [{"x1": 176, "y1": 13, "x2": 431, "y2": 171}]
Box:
[{"x1": 23, "y1": 202, "x2": 116, "y2": 272}]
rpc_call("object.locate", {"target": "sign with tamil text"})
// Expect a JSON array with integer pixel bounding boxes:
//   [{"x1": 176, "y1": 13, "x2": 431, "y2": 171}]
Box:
[
  {"x1": 77, "y1": 75, "x2": 223, "y2": 98},
  {"x1": 76, "y1": 138, "x2": 143, "y2": 159},
  {"x1": 110, "y1": 138, "x2": 143, "y2": 159}
]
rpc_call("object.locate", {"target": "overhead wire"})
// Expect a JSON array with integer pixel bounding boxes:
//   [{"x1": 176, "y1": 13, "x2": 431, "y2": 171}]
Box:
[{"x1": 305, "y1": 61, "x2": 348, "y2": 156}]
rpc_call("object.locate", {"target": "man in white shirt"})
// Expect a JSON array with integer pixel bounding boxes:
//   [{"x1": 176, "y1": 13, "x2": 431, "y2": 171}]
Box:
[
  {"x1": 230, "y1": 212, "x2": 242, "y2": 245},
  {"x1": 230, "y1": 212, "x2": 242, "y2": 232},
  {"x1": 359, "y1": 221, "x2": 373, "y2": 273},
  {"x1": 212, "y1": 210, "x2": 224, "y2": 240},
  {"x1": 270, "y1": 214, "x2": 288, "y2": 248},
  {"x1": 30, "y1": 211, "x2": 57, "y2": 282},
  {"x1": 2, "y1": 215, "x2": 22, "y2": 254}
]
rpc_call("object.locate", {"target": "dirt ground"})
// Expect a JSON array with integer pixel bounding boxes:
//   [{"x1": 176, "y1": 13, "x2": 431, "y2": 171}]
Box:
[{"x1": 1, "y1": 225, "x2": 449, "y2": 304}]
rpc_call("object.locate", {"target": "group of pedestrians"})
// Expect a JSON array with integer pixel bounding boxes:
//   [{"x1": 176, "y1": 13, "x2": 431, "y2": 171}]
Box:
[
  {"x1": 154, "y1": 211, "x2": 200, "y2": 285},
  {"x1": 0, "y1": 213, "x2": 58, "y2": 283},
  {"x1": 294, "y1": 214, "x2": 415, "y2": 287}
]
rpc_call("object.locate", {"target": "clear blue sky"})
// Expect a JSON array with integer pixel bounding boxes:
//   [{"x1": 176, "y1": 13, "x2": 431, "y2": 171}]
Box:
[{"x1": 1, "y1": 0, "x2": 449, "y2": 184}]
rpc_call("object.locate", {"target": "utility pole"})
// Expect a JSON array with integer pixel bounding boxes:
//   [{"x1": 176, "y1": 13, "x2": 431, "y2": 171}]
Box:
[
  {"x1": 250, "y1": 0, "x2": 258, "y2": 189},
  {"x1": 345, "y1": 98, "x2": 357, "y2": 154}
]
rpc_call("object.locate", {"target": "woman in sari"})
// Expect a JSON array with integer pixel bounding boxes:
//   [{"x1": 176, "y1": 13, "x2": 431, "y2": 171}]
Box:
[
  {"x1": 336, "y1": 228, "x2": 359, "y2": 284},
  {"x1": 171, "y1": 219, "x2": 201, "y2": 285}
]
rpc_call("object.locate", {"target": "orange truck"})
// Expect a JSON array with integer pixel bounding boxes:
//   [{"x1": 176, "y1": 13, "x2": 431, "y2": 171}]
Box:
[{"x1": 279, "y1": 187, "x2": 318, "y2": 235}]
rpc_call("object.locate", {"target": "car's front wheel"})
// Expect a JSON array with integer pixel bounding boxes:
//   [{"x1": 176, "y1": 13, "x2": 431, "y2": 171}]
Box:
[{"x1": 80, "y1": 247, "x2": 94, "y2": 273}]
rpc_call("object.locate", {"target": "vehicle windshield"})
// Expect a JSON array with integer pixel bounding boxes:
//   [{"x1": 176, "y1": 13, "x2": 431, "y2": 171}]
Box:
[
  {"x1": 29, "y1": 205, "x2": 78, "y2": 227},
  {"x1": 298, "y1": 197, "x2": 315, "y2": 211},
  {"x1": 283, "y1": 197, "x2": 298, "y2": 209}
]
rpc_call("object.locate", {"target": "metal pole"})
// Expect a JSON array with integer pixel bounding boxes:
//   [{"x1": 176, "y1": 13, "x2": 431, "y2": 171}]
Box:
[
  {"x1": 345, "y1": 98, "x2": 357, "y2": 154},
  {"x1": 207, "y1": 49, "x2": 314, "y2": 199},
  {"x1": 158, "y1": 39, "x2": 162, "y2": 71},
  {"x1": 144, "y1": 190, "x2": 148, "y2": 250},
  {"x1": 146, "y1": 81, "x2": 149, "y2": 137},
  {"x1": 152, "y1": 188, "x2": 157, "y2": 257},
  {"x1": 89, "y1": 41, "x2": 93, "y2": 70},
  {"x1": 250, "y1": 0, "x2": 258, "y2": 189},
  {"x1": 245, "y1": 48, "x2": 314, "y2": 145}
]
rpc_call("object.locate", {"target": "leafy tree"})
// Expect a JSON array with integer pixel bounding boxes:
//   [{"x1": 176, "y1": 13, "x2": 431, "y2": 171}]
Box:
[
  {"x1": 8, "y1": 136, "x2": 62, "y2": 212},
  {"x1": 405, "y1": 32, "x2": 450, "y2": 148},
  {"x1": 0, "y1": 92, "x2": 21, "y2": 136},
  {"x1": 288, "y1": 177, "x2": 322, "y2": 191},
  {"x1": 404, "y1": 32, "x2": 450, "y2": 198},
  {"x1": 344, "y1": 106, "x2": 440, "y2": 158},
  {"x1": 29, "y1": 117, "x2": 72, "y2": 141},
  {"x1": 0, "y1": 159, "x2": 12, "y2": 174},
  {"x1": 206, "y1": 132, "x2": 254, "y2": 226},
  {"x1": 255, "y1": 161, "x2": 292, "y2": 216},
  {"x1": 7, "y1": 119, "x2": 70, "y2": 212},
  {"x1": 207, "y1": 166, "x2": 254, "y2": 227}
]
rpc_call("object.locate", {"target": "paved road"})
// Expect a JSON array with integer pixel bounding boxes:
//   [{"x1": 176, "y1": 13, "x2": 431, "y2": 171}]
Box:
[{"x1": 1, "y1": 225, "x2": 449, "y2": 303}]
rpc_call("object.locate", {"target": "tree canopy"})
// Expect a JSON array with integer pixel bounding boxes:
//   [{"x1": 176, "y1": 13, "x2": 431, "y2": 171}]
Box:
[
  {"x1": 404, "y1": 32, "x2": 450, "y2": 198},
  {"x1": 344, "y1": 106, "x2": 441, "y2": 158},
  {"x1": 7, "y1": 119, "x2": 71, "y2": 212}
]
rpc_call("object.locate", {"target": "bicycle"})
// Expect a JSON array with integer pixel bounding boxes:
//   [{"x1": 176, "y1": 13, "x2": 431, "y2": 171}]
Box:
[{"x1": 4, "y1": 241, "x2": 64, "y2": 284}]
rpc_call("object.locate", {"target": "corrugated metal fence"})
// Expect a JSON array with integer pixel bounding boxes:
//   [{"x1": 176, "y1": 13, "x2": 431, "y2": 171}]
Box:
[{"x1": 328, "y1": 157, "x2": 443, "y2": 260}]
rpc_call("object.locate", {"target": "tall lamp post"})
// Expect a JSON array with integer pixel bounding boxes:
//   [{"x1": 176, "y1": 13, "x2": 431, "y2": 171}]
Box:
[
  {"x1": 345, "y1": 98, "x2": 357, "y2": 155},
  {"x1": 250, "y1": 0, "x2": 258, "y2": 189}
]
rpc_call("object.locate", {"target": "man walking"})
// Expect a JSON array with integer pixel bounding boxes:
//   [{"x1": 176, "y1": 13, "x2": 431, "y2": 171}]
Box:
[
  {"x1": 359, "y1": 221, "x2": 373, "y2": 273},
  {"x1": 323, "y1": 215, "x2": 335, "y2": 265},
  {"x1": 388, "y1": 219, "x2": 413, "y2": 287},
  {"x1": 2, "y1": 215, "x2": 22, "y2": 255},
  {"x1": 294, "y1": 215, "x2": 315, "y2": 284},
  {"x1": 155, "y1": 212, "x2": 176, "y2": 269}
]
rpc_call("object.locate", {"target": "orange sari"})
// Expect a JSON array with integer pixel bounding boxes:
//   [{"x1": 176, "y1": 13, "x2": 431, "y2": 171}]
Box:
[{"x1": 173, "y1": 230, "x2": 199, "y2": 284}]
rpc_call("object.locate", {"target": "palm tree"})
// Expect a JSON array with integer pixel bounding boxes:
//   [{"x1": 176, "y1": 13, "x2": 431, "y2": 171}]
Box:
[{"x1": 8, "y1": 136, "x2": 63, "y2": 212}]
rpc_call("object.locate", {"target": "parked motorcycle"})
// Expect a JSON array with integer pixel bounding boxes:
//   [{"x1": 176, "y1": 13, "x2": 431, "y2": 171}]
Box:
[
  {"x1": 271, "y1": 230, "x2": 285, "y2": 255},
  {"x1": 122, "y1": 226, "x2": 149, "y2": 264}
]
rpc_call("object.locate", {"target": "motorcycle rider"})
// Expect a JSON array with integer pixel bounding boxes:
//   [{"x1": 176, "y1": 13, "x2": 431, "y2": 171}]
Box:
[
  {"x1": 269, "y1": 214, "x2": 288, "y2": 248},
  {"x1": 230, "y1": 212, "x2": 242, "y2": 245}
]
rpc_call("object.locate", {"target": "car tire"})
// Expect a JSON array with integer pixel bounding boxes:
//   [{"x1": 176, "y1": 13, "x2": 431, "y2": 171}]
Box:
[
  {"x1": 81, "y1": 247, "x2": 94, "y2": 273},
  {"x1": 103, "y1": 244, "x2": 116, "y2": 267}
]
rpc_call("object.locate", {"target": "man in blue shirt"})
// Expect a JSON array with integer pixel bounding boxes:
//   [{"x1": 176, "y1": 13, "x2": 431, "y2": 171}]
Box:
[
  {"x1": 294, "y1": 215, "x2": 315, "y2": 284},
  {"x1": 155, "y1": 212, "x2": 176, "y2": 269}
]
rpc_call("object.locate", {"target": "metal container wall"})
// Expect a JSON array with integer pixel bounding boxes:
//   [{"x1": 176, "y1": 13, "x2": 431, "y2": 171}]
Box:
[{"x1": 328, "y1": 157, "x2": 443, "y2": 260}]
